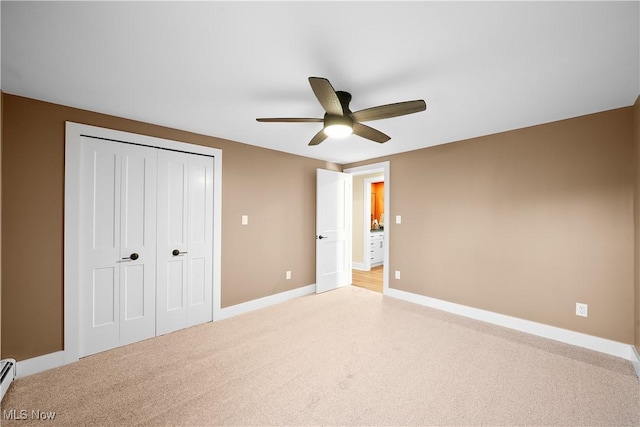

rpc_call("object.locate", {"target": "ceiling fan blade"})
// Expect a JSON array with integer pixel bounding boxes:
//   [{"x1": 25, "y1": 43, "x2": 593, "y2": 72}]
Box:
[
  {"x1": 352, "y1": 100, "x2": 426, "y2": 122},
  {"x1": 309, "y1": 77, "x2": 344, "y2": 116},
  {"x1": 352, "y1": 122, "x2": 390, "y2": 143},
  {"x1": 256, "y1": 118, "x2": 323, "y2": 123},
  {"x1": 308, "y1": 129, "x2": 328, "y2": 146}
]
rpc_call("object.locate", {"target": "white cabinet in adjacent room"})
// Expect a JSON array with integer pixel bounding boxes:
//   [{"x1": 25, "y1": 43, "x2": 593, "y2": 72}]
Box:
[{"x1": 370, "y1": 232, "x2": 384, "y2": 266}]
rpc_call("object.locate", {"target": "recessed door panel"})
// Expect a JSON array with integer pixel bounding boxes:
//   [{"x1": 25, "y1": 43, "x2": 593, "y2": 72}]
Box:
[
  {"x1": 122, "y1": 154, "x2": 147, "y2": 248},
  {"x1": 189, "y1": 164, "x2": 207, "y2": 243},
  {"x1": 92, "y1": 151, "x2": 118, "y2": 250},
  {"x1": 167, "y1": 161, "x2": 187, "y2": 245},
  {"x1": 123, "y1": 264, "x2": 145, "y2": 320},
  {"x1": 93, "y1": 267, "x2": 116, "y2": 327},
  {"x1": 166, "y1": 260, "x2": 185, "y2": 311},
  {"x1": 190, "y1": 257, "x2": 206, "y2": 306}
]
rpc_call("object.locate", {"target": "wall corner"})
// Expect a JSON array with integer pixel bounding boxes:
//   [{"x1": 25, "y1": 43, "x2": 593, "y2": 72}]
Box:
[{"x1": 634, "y1": 94, "x2": 640, "y2": 355}]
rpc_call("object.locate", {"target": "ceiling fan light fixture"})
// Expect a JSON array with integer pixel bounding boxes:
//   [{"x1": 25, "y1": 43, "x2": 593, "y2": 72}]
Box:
[
  {"x1": 324, "y1": 124, "x2": 352, "y2": 138},
  {"x1": 323, "y1": 115, "x2": 353, "y2": 138}
]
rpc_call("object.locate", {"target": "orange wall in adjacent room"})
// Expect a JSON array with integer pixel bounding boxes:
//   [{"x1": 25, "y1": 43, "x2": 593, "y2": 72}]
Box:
[{"x1": 371, "y1": 182, "x2": 385, "y2": 226}]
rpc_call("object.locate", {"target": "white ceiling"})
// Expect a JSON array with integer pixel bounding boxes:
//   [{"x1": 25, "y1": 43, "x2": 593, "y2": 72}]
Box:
[{"x1": 2, "y1": 1, "x2": 639, "y2": 164}]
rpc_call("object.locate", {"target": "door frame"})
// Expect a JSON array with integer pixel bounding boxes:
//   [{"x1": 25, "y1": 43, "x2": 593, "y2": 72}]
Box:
[
  {"x1": 363, "y1": 175, "x2": 384, "y2": 271},
  {"x1": 64, "y1": 122, "x2": 222, "y2": 364},
  {"x1": 343, "y1": 161, "x2": 390, "y2": 294}
]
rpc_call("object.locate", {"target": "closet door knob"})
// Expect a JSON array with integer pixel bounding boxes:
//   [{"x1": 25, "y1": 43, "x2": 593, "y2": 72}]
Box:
[
  {"x1": 122, "y1": 253, "x2": 139, "y2": 261},
  {"x1": 172, "y1": 249, "x2": 188, "y2": 256}
]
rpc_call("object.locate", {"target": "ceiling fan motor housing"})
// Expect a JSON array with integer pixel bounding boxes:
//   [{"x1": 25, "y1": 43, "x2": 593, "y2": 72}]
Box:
[{"x1": 324, "y1": 113, "x2": 353, "y2": 128}]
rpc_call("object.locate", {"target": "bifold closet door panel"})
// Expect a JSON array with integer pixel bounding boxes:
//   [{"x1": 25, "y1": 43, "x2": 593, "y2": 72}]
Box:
[
  {"x1": 119, "y1": 144, "x2": 157, "y2": 347},
  {"x1": 79, "y1": 139, "x2": 158, "y2": 357},
  {"x1": 156, "y1": 150, "x2": 214, "y2": 336},
  {"x1": 156, "y1": 150, "x2": 189, "y2": 336},
  {"x1": 185, "y1": 154, "x2": 214, "y2": 327},
  {"x1": 79, "y1": 138, "x2": 123, "y2": 357}
]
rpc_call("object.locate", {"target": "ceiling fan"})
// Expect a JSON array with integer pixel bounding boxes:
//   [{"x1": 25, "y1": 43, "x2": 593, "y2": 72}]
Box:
[{"x1": 256, "y1": 77, "x2": 427, "y2": 146}]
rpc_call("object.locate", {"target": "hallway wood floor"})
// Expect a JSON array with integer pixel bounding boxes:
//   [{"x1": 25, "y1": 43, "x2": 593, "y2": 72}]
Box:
[{"x1": 352, "y1": 265, "x2": 383, "y2": 293}]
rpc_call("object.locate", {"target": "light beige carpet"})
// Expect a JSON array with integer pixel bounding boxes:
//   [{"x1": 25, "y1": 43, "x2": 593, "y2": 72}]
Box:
[{"x1": 2, "y1": 286, "x2": 638, "y2": 426}]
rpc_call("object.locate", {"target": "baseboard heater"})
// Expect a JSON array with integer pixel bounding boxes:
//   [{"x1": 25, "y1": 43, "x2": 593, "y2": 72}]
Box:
[{"x1": 0, "y1": 358, "x2": 17, "y2": 403}]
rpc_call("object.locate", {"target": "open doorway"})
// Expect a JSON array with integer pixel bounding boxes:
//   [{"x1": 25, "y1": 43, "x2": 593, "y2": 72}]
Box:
[{"x1": 343, "y1": 161, "x2": 390, "y2": 294}]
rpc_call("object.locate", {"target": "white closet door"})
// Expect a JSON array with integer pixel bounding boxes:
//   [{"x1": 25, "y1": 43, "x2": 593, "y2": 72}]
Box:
[
  {"x1": 79, "y1": 137, "x2": 122, "y2": 357},
  {"x1": 119, "y1": 144, "x2": 157, "y2": 346},
  {"x1": 185, "y1": 154, "x2": 214, "y2": 327},
  {"x1": 79, "y1": 139, "x2": 158, "y2": 357},
  {"x1": 156, "y1": 150, "x2": 213, "y2": 335}
]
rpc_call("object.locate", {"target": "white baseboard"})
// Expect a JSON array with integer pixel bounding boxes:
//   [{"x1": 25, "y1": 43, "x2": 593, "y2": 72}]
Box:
[
  {"x1": 631, "y1": 345, "x2": 640, "y2": 379},
  {"x1": 16, "y1": 351, "x2": 66, "y2": 379},
  {"x1": 15, "y1": 285, "x2": 636, "y2": 380},
  {"x1": 216, "y1": 284, "x2": 316, "y2": 321},
  {"x1": 386, "y1": 287, "x2": 635, "y2": 362},
  {"x1": 352, "y1": 262, "x2": 366, "y2": 271},
  {"x1": 14, "y1": 285, "x2": 317, "y2": 379}
]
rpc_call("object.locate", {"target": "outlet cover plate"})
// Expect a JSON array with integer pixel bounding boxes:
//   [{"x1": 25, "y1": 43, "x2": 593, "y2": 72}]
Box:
[{"x1": 576, "y1": 302, "x2": 588, "y2": 317}]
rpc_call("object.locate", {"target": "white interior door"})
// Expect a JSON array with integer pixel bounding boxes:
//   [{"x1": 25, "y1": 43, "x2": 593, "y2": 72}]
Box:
[
  {"x1": 316, "y1": 169, "x2": 352, "y2": 293},
  {"x1": 156, "y1": 150, "x2": 214, "y2": 335},
  {"x1": 79, "y1": 139, "x2": 157, "y2": 357}
]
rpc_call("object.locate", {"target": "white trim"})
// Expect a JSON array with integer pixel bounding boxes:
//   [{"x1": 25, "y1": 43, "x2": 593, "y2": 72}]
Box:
[
  {"x1": 64, "y1": 122, "x2": 223, "y2": 365},
  {"x1": 352, "y1": 262, "x2": 366, "y2": 271},
  {"x1": 217, "y1": 284, "x2": 316, "y2": 320},
  {"x1": 386, "y1": 287, "x2": 635, "y2": 362},
  {"x1": 343, "y1": 161, "x2": 390, "y2": 295},
  {"x1": 631, "y1": 345, "x2": 640, "y2": 379},
  {"x1": 15, "y1": 351, "x2": 65, "y2": 379}
]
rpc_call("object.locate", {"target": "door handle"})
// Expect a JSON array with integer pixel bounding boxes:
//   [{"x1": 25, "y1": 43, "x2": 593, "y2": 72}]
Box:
[
  {"x1": 316, "y1": 235, "x2": 327, "y2": 240},
  {"x1": 122, "y1": 253, "x2": 139, "y2": 261},
  {"x1": 172, "y1": 249, "x2": 188, "y2": 256}
]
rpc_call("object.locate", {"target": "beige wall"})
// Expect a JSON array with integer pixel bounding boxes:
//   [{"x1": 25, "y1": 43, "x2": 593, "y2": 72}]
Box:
[
  {"x1": 346, "y1": 107, "x2": 635, "y2": 344},
  {"x1": 635, "y1": 95, "x2": 640, "y2": 353},
  {"x1": 1, "y1": 94, "x2": 339, "y2": 361},
  {"x1": 2, "y1": 92, "x2": 638, "y2": 361},
  {"x1": 352, "y1": 173, "x2": 383, "y2": 264}
]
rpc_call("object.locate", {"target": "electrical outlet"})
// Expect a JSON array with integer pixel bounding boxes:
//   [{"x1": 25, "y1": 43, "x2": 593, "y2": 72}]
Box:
[
  {"x1": 286, "y1": 271, "x2": 291, "y2": 280},
  {"x1": 395, "y1": 270, "x2": 401, "y2": 280},
  {"x1": 576, "y1": 302, "x2": 588, "y2": 317},
  {"x1": 395, "y1": 215, "x2": 402, "y2": 224},
  {"x1": 241, "y1": 215, "x2": 249, "y2": 225}
]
